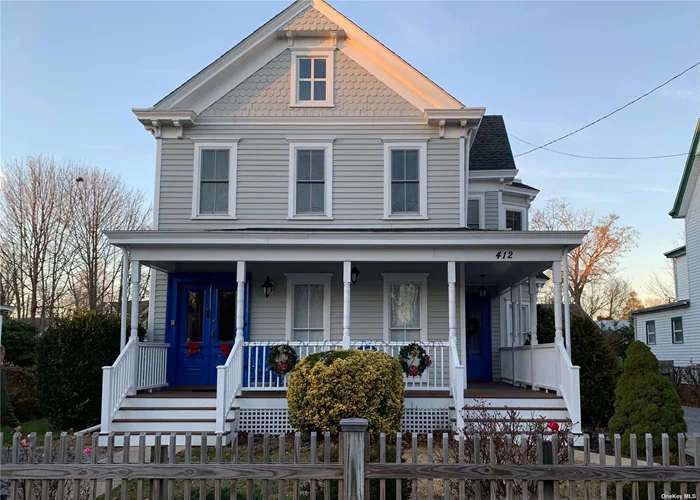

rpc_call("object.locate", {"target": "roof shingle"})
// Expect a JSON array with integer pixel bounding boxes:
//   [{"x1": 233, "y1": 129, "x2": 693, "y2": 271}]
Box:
[{"x1": 470, "y1": 115, "x2": 516, "y2": 171}]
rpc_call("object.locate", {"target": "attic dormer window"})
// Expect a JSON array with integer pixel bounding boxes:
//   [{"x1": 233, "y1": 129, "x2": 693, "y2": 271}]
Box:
[{"x1": 290, "y1": 49, "x2": 334, "y2": 107}]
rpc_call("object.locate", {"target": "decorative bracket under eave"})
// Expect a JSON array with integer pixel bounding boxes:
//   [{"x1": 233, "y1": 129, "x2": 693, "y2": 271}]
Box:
[
  {"x1": 147, "y1": 120, "x2": 162, "y2": 138},
  {"x1": 439, "y1": 120, "x2": 446, "y2": 139}
]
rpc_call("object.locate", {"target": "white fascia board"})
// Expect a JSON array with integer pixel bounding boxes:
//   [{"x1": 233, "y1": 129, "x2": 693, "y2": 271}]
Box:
[
  {"x1": 504, "y1": 185, "x2": 540, "y2": 196},
  {"x1": 469, "y1": 169, "x2": 519, "y2": 180},
  {"x1": 425, "y1": 108, "x2": 485, "y2": 125},
  {"x1": 675, "y1": 153, "x2": 700, "y2": 218},
  {"x1": 133, "y1": 109, "x2": 197, "y2": 127}
]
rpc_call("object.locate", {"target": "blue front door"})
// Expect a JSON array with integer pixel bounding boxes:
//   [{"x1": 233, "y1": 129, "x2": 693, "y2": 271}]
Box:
[
  {"x1": 170, "y1": 275, "x2": 244, "y2": 387},
  {"x1": 466, "y1": 293, "x2": 492, "y2": 381}
]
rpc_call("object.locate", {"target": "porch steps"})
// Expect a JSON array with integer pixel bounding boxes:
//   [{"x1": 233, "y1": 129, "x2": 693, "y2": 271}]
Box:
[{"x1": 452, "y1": 396, "x2": 573, "y2": 429}]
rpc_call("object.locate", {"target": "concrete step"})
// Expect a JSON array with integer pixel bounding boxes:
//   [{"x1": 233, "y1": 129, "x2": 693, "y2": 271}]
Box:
[
  {"x1": 115, "y1": 408, "x2": 220, "y2": 420},
  {"x1": 461, "y1": 408, "x2": 571, "y2": 420},
  {"x1": 122, "y1": 396, "x2": 217, "y2": 409},
  {"x1": 110, "y1": 418, "x2": 234, "y2": 433},
  {"x1": 466, "y1": 398, "x2": 567, "y2": 409}
]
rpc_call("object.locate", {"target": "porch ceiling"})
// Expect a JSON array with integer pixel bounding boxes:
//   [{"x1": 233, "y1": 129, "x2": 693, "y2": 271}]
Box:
[{"x1": 463, "y1": 261, "x2": 550, "y2": 291}]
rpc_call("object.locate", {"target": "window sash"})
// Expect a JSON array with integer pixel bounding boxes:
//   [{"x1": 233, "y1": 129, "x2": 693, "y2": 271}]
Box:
[
  {"x1": 295, "y1": 149, "x2": 325, "y2": 214},
  {"x1": 291, "y1": 328, "x2": 325, "y2": 342},
  {"x1": 506, "y1": 210, "x2": 522, "y2": 231},
  {"x1": 199, "y1": 149, "x2": 230, "y2": 214},
  {"x1": 390, "y1": 149, "x2": 420, "y2": 213},
  {"x1": 646, "y1": 321, "x2": 656, "y2": 344},
  {"x1": 298, "y1": 57, "x2": 328, "y2": 102},
  {"x1": 671, "y1": 317, "x2": 683, "y2": 343},
  {"x1": 389, "y1": 328, "x2": 421, "y2": 342},
  {"x1": 467, "y1": 199, "x2": 481, "y2": 229}
]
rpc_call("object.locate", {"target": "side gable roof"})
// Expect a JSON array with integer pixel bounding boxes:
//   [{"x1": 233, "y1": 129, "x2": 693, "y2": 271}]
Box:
[
  {"x1": 145, "y1": 0, "x2": 466, "y2": 116},
  {"x1": 469, "y1": 116, "x2": 517, "y2": 171},
  {"x1": 669, "y1": 119, "x2": 700, "y2": 219}
]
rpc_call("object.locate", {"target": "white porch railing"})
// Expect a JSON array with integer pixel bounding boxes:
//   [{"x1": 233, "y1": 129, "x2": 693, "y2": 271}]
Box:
[
  {"x1": 216, "y1": 336, "x2": 244, "y2": 434},
  {"x1": 100, "y1": 337, "x2": 139, "y2": 433},
  {"x1": 448, "y1": 337, "x2": 465, "y2": 431},
  {"x1": 556, "y1": 340, "x2": 582, "y2": 434},
  {"x1": 500, "y1": 344, "x2": 558, "y2": 392},
  {"x1": 136, "y1": 343, "x2": 169, "y2": 391}
]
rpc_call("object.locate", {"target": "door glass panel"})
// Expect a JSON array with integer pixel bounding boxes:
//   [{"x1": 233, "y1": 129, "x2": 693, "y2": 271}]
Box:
[
  {"x1": 217, "y1": 290, "x2": 236, "y2": 342},
  {"x1": 186, "y1": 290, "x2": 204, "y2": 342}
]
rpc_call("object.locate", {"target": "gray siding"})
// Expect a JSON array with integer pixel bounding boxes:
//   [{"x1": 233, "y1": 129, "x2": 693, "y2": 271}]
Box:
[
  {"x1": 152, "y1": 270, "x2": 167, "y2": 342},
  {"x1": 682, "y1": 171, "x2": 700, "y2": 365},
  {"x1": 634, "y1": 308, "x2": 691, "y2": 364},
  {"x1": 491, "y1": 294, "x2": 501, "y2": 380},
  {"x1": 484, "y1": 191, "x2": 499, "y2": 230},
  {"x1": 674, "y1": 255, "x2": 689, "y2": 300}
]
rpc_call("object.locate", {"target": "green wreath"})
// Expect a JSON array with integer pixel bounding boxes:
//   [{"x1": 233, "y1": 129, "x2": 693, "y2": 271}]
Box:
[
  {"x1": 398, "y1": 342, "x2": 432, "y2": 377},
  {"x1": 267, "y1": 344, "x2": 299, "y2": 376}
]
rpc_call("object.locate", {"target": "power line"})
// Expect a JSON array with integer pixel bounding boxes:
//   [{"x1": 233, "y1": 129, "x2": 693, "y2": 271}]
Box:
[
  {"x1": 509, "y1": 133, "x2": 686, "y2": 160},
  {"x1": 513, "y1": 60, "x2": 700, "y2": 158}
]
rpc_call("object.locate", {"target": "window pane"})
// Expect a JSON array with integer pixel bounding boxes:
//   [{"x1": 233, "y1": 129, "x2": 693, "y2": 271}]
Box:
[
  {"x1": 468, "y1": 199, "x2": 480, "y2": 228},
  {"x1": 310, "y1": 182, "x2": 325, "y2": 213},
  {"x1": 310, "y1": 150, "x2": 325, "y2": 180},
  {"x1": 201, "y1": 150, "x2": 216, "y2": 180},
  {"x1": 214, "y1": 150, "x2": 229, "y2": 180},
  {"x1": 404, "y1": 150, "x2": 418, "y2": 180},
  {"x1": 391, "y1": 283, "x2": 420, "y2": 328},
  {"x1": 404, "y1": 182, "x2": 419, "y2": 212},
  {"x1": 217, "y1": 290, "x2": 236, "y2": 342},
  {"x1": 299, "y1": 80, "x2": 311, "y2": 101},
  {"x1": 297, "y1": 150, "x2": 311, "y2": 181},
  {"x1": 293, "y1": 285, "x2": 309, "y2": 328},
  {"x1": 199, "y1": 182, "x2": 216, "y2": 213},
  {"x1": 391, "y1": 182, "x2": 405, "y2": 213},
  {"x1": 506, "y1": 211, "x2": 522, "y2": 231},
  {"x1": 391, "y1": 150, "x2": 405, "y2": 180},
  {"x1": 313, "y1": 81, "x2": 326, "y2": 101},
  {"x1": 308, "y1": 284, "x2": 324, "y2": 328},
  {"x1": 308, "y1": 330, "x2": 323, "y2": 342},
  {"x1": 313, "y1": 58, "x2": 326, "y2": 78},
  {"x1": 186, "y1": 290, "x2": 204, "y2": 342},
  {"x1": 292, "y1": 330, "x2": 307, "y2": 342},
  {"x1": 521, "y1": 305, "x2": 530, "y2": 333},
  {"x1": 215, "y1": 182, "x2": 229, "y2": 213},
  {"x1": 296, "y1": 182, "x2": 311, "y2": 213},
  {"x1": 299, "y1": 58, "x2": 311, "y2": 79}
]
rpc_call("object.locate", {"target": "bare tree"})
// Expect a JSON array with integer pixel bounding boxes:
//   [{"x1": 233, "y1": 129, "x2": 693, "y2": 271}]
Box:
[
  {"x1": 644, "y1": 263, "x2": 676, "y2": 304},
  {"x1": 621, "y1": 290, "x2": 644, "y2": 319},
  {"x1": 531, "y1": 198, "x2": 639, "y2": 310}
]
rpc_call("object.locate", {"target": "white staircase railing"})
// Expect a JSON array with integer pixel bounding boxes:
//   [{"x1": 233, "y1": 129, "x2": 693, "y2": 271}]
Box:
[
  {"x1": 136, "y1": 343, "x2": 169, "y2": 391},
  {"x1": 448, "y1": 336, "x2": 465, "y2": 431},
  {"x1": 100, "y1": 336, "x2": 139, "y2": 433},
  {"x1": 216, "y1": 336, "x2": 244, "y2": 434},
  {"x1": 556, "y1": 340, "x2": 582, "y2": 434}
]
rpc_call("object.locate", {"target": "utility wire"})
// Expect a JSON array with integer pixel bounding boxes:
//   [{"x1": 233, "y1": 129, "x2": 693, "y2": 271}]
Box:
[
  {"x1": 513, "y1": 60, "x2": 700, "y2": 158},
  {"x1": 509, "y1": 133, "x2": 686, "y2": 160}
]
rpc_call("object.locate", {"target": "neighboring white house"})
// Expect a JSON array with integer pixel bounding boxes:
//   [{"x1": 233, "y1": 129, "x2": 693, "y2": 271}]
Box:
[
  {"x1": 632, "y1": 120, "x2": 700, "y2": 365},
  {"x1": 98, "y1": 0, "x2": 586, "y2": 444}
]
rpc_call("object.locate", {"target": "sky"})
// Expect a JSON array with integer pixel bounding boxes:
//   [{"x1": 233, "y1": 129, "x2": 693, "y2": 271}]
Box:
[{"x1": 1, "y1": 1, "x2": 699, "y2": 298}]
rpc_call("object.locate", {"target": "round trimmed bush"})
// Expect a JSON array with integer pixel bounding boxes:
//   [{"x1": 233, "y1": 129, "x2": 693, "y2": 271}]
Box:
[
  {"x1": 287, "y1": 349, "x2": 404, "y2": 434},
  {"x1": 36, "y1": 311, "x2": 144, "y2": 430},
  {"x1": 608, "y1": 341, "x2": 686, "y2": 454},
  {"x1": 2, "y1": 319, "x2": 39, "y2": 366}
]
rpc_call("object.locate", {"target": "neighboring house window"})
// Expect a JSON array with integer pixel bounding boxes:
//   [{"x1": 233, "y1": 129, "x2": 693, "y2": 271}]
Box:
[
  {"x1": 382, "y1": 273, "x2": 429, "y2": 342},
  {"x1": 290, "y1": 50, "x2": 334, "y2": 107},
  {"x1": 288, "y1": 142, "x2": 333, "y2": 218},
  {"x1": 192, "y1": 142, "x2": 238, "y2": 219},
  {"x1": 671, "y1": 316, "x2": 684, "y2": 344},
  {"x1": 467, "y1": 198, "x2": 482, "y2": 229},
  {"x1": 285, "y1": 274, "x2": 332, "y2": 341},
  {"x1": 646, "y1": 320, "x2": 656, "y2": 345},
  {"x1": 383, "y1": 142, "x2": 428, "y2": 219},
  {"x1": 505, "y1": 210, "x2": 522, "y2": 231}
]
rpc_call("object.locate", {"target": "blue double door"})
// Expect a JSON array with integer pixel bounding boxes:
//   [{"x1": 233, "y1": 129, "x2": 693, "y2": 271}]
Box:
[{"x1": 169, "y1": 274, "x2": 249, "y2": 387}]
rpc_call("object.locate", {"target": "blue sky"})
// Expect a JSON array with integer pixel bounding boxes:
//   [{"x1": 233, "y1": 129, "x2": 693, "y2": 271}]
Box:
[{"x1": 2, "y1": 1, "x2": 699, "y2": 297}]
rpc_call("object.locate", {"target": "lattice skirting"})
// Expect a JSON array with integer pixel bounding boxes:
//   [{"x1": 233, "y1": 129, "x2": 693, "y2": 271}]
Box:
[{"x1": 237, "y1": 408, "x2": 451, "y2": 433}]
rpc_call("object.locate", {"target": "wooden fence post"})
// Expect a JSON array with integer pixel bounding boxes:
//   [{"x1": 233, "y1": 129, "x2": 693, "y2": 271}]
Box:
[
  {"x1": 542, "y1": 438, "x2": 555, "y2": 500},
  {"x1": 341, "y1": 418, "x2": 368, "y2": 500}
]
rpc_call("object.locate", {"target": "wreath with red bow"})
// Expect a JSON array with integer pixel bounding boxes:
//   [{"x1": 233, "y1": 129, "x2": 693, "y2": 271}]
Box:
[
  {"x1": 187, "y1": 341, "x2": 201, "y2": 356},
  {"x1": 267, "y1": 344, "x2": 299, "y2": 377},
  {"x1": 398, "y1": 342, "x2": 432, "y2": 377}
]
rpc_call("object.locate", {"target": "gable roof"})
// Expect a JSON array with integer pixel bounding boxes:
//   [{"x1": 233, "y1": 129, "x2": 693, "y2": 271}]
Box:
[
  {"x1": 143, "y1": 0, "x2": 467, "y2": 117},
  {"x1": 669, "y1": 119, "x2": 700, "y2": 218},
  {"x1": 664, "y1": 245, "x2": 686, "y2": 259},
  {"x1": 469, "y1": 115, "x2": 517, "y2": 171}
]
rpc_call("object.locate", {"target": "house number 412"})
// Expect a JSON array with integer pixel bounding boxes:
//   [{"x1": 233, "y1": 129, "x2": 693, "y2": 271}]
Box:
[{"x1": 495, "y1": 251, "x2": 514, "y2": 260}]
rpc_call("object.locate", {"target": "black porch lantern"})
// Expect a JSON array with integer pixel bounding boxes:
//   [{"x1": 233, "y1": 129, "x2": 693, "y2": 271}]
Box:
[
  {"x1": 351, "y1": 266, "x2": 360, "y2": 285},
  {"x1": 478, "y1": 275, "x2": 487, "y2": 298},
  {"x1": 262, "y1": 276, "x2": 274, "y2": 298}
]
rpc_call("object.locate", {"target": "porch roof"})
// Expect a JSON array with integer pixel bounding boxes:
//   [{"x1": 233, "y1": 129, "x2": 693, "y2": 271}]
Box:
[{"x1": 105, "y1": 229, "x2": 585, "y2": 270}]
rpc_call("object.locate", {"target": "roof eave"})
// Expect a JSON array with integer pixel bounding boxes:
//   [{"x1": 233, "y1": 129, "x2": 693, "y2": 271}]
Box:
[{"x1": 669, "y1": 119, "x2": 700, "y2": 219}]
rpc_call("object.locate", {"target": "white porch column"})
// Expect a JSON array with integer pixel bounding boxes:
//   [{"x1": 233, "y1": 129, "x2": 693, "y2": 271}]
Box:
[
  {"x1": 120, "y1": 249, "x2": 129, "y2": 350},
  {"x1": 343, "y1": 262, "x2": 352, "y2": 349},
  {"x1": 130, "y1": 260, "x2": 141, "y2": 339},
  {"x1": 236, "y1": 262, "x2": 246, "y2": 341},
  {"x1": 563, "y1": 252, "x2": 572, "y2": 357},
  {"x1": 528, "y1": 275, "x2": 538, "y2": 345},
  {"x1": 510, "y1": 286, "x2": 518, "y2": 385},
  {"x1": 447, "y1": 262, "x2": 457, "y2": 341},
  {"x1": 552, "y1": 260, "x2": 563, "y2": 342}
]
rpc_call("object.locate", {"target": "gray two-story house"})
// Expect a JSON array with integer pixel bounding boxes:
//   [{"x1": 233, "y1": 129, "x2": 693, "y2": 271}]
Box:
[{"x1": 100, "y1": 0, "x2": 586, "y2": 444}]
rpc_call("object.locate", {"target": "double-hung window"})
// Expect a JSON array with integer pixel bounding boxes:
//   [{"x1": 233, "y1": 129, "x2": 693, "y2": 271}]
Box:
[
  {"x1": 383, "y1": 142, "x2": 428, "y2": 219},
  {"x1": 288, "y1": 142, "x2": 333, "y2": 218},
  {"x1": 285, "y1": 274, "x2": 332, "y2": 341},
  {"x1": 505, "y1": 210, "x2": 523, "y2": 231},
  {"x1": 382, "y1": 273, "x2": 429, "y2": 342},
  {"x1": 290, "y1": 50, "x2": 334, "y2": 107},
  {"x1": 467, "y1": 197, "x2": 484, "y2": 229},
  {"x1": 192, "y1": 142, "x2": 238, "y2": 219},
  {"x1": 671, "y1": 316, "x2": 684, "y2": 344},
  {"x1": 646, "y1": 320, "x2": 656, "y2": 345}
]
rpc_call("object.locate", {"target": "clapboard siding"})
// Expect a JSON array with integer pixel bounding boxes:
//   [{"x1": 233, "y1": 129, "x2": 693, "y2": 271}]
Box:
[
  {"x1": 674, "y1": 254, "x2": 689, "y2": 300},
  {"x1": 152, "y1": 270, "x2": 167, "y2": 342},
  {"x1": 491, "y1": 294, "x2": 501, "y2": 380},
  {"x1": 681, "y1": 172, "x2": 700, "y2": 365},
  {"x1": 484, "y1": 191, "x2": 499, "y2": 230},
  {"x1": 634, "y1": 307, "x2": 691, "y2": 364}
]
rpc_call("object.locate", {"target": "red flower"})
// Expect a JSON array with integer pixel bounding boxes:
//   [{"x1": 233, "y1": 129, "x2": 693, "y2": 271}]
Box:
[
  {"x1": 278, "y1": 361, "x2": 288, "y2": 373},
  {"x1": 547, "y1": 421, "x2": 560, "y2": 432},
  {"x1": 220, "y1": 343, "x2": 231, "y2": 357},
  {"x1": 424, "y1": 355, "x2": 432, "y2": 367},
  {"x1": 408, "y1": 365, "x2": 420, "y2": 377}
]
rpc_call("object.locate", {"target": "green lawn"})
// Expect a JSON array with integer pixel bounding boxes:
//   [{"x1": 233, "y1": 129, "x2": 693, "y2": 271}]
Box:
[{"x1": 2, "y1": 419, "x2": 54, "y2": 446}]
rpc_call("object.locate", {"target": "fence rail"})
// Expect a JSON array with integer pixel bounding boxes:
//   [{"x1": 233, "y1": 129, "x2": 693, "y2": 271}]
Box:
[{"x1": 2, "y1": 427, "x2": 699, "y2": 500}]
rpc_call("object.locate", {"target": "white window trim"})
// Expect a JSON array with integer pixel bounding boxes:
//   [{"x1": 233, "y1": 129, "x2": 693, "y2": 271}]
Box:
[
  {"x1": 284, "y1": 273, "x2": 333, "y2": 341},
  {"x1": 288, "y1": 141, "x2": 334, "y2": 219},
  {"x1": 467, "y1": 194, "x2": 486, "y2": 229},
  {"x1": 191, "y1": 141, "x2": 238, "y2": 220},
  {"x1": 503, "y1": 203, "x2": 527, "y2": 231},
  {"x1": 671, "y1": 316, "x2": 684, "y2": 344},
  {"x1": 381, "y1": 273, "x2": 429, "y2": 342},
  {"x1": 646, "y1": 320, "x2": 656, "y2": 345},
  {"x1": 383, "y1": 141, "x2": 429, "y2": 220},
  {"x1": 289, "y1": 48, "x2": 335, "y2": 108}
]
